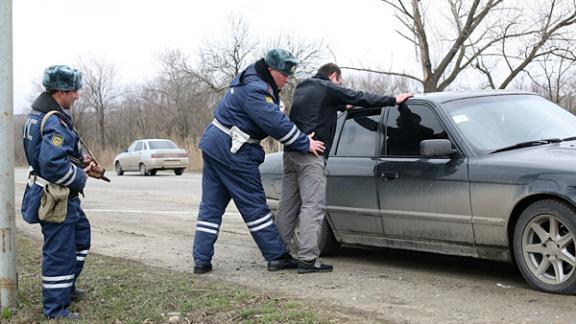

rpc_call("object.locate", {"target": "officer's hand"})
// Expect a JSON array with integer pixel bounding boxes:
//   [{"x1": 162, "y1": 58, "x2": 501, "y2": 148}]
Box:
[
  {"x1": 84, "y1": 161, "x2": 103, "y2": 179},
  {"x1": 82, "y1": 154, "x2": 94, "y2": 166},
  {"x1": 395, "y1": 93, "x2": 414, "y2": 104},
  {"x1": 307, "y1": 132, "x2": 325, "y2": 157}
]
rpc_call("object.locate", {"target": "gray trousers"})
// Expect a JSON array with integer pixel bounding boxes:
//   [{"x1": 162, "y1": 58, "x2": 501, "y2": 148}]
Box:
[{"x1": 275, "y1": 151, "x2": 326, "y2": 261}]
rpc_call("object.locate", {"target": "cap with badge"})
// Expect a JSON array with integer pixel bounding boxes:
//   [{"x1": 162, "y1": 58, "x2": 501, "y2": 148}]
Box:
[
  {"x1": 264, "y1": 49, "x2": 299, "y2": 76},
  {"x1": 42, "y1": 65, "x2": 83, "y2": 91}
]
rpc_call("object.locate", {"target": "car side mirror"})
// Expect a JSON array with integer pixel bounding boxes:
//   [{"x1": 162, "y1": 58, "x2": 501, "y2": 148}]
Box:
[{"x1": 420, "y1": 139, "x2": 453, "y2": 157}]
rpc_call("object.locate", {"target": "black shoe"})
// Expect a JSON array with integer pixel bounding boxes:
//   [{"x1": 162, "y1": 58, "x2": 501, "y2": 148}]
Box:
[
  {"x1": 194, "y1": 263, "x2": 212, "y2": 274},
  {"x1": 297, "y1": 259, "x2": 333, "y2": 274},
  {"x1": 267, "y1": 252, "x2": 298, "y2": 271},
  {"x1": 71, "y1": 288, "x2": 85, "y2": 302}
]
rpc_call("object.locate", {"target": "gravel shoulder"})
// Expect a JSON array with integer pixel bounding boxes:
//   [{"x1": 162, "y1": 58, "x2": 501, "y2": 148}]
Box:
[{"x1": 14, "y1": 168, "x2": 576, "y2": 323}]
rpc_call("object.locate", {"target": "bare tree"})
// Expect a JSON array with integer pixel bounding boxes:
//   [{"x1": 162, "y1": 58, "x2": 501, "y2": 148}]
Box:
[
  {"x1": 344, "y1": 0, "x2": 576, "y2": 93},
  {"x1": 78, "y1": 58, "x2": 119, "y2": 149}
]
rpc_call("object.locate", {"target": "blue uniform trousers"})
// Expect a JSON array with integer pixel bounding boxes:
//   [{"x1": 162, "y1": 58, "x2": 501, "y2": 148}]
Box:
[
  {"x1": 40, "y1": 208, "x2": 90, "y2": 318},
  {"x1": 193, "y1": 152, "x2": 287, "y2": 266}
]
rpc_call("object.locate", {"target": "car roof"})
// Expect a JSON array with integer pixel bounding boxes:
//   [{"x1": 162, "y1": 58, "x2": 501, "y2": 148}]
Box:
[{"x1": 411, "y1": 90, "x2": 537, "y2": 105}]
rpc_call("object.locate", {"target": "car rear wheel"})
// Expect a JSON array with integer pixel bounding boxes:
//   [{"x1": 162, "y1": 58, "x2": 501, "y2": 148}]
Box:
[
  {"x1": 149, "y1": 170, "x2": 157, "y2": 176},
  {"x1": 513, "y1": 199, "x2": 576, "y2": 294},
  {"x1": 319, "y1": 217, "x2": 340, "y2": 256},
  {"x1": 139, "y1": 163, "x2": 149, "y2": 176},
  {"x1": 115, "y1": 161, "x2": 124, "y2": 176},
  {"x1": 174, "y1": 168, "x2": 184, "y2": 176}
]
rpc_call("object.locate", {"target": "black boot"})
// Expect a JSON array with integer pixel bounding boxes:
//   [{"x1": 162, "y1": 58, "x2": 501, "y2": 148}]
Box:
[
  {"x1": 194, "y1": 263, "x2": 212, "y2": 274},
  {"x1": 297, "y1": 259, "x2": 333, "y2": 274},
  {"x1": 71, "y1": 288, "x2": 85, "y2": 302},
  {"x1": 267, "y1": 252, "x2": 298, "y2": 271}
]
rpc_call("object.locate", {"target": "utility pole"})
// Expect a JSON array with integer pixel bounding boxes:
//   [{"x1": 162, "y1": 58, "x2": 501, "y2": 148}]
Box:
[{"x1": 0, "y1": 0, "x2": 17, "y2": 312}]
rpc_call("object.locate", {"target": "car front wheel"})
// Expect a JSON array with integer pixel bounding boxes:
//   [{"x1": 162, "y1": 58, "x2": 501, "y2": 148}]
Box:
[
  {"x1": 115, "y1": 161, "x2": 124, "y2": 176},
  {"x1": 513, "y1": 199, "x2": 576, "y2": 294},
  {"x1": 139, "y1": 163, "x2": 149, "y2": 176},
  {"x1": 319, "y1": 217, "x2": 340, "y2": 256},
  {"x1": 174, "y1": 168, "x2": 184, "y2": 176}
]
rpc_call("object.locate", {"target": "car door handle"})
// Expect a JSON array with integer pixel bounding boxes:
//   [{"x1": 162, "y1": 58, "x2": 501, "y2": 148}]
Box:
[{"x1": 380, "y1": 172, "x2": 398, "y2": 181}]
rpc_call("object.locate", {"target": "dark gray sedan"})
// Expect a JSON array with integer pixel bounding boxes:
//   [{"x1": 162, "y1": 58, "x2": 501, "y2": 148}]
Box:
[{"x1": 260, "y1": 90, "x2": 576, "y2": 294}]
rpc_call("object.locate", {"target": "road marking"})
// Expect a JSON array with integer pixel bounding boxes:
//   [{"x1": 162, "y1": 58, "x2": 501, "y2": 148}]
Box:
[
  {"x1": 83, "y1": 208, "x2": 240, "y2": 216},
  {"x1": 84, "y1": 209, "x2": 187, "y2": 214}
]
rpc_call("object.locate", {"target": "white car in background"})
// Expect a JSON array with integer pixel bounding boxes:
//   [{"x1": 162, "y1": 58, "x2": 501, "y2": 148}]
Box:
[{"x1": 113, "y1": 139, "x2": 189, "y2": 176}]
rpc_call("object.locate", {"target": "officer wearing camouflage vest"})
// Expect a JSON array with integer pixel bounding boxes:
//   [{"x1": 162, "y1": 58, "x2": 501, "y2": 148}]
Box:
[{"x1": 21, "y1": 65, "x2": 100, "y2": 320}]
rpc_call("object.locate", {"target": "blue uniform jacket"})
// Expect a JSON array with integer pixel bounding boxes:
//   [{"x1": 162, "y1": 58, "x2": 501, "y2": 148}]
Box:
[
  {"x1": 21, "y1": 92, "x2": 87, "y2": 224},
  {"x1": 199, "y1": 64, "x2": 310, "y2": 167}
]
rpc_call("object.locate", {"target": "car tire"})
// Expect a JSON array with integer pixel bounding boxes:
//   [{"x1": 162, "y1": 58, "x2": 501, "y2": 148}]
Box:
[
  {"x1": 150, "y1": 170, "x2": 157, "y2": 176},
  {"x1": 115, "y1": 161, "x2": 124, "y2": 176},
  {"x1": 513, "y1": 199, "x2": 576, "y2": 295},
  {"x1": 174, "y1": 168, "x2": 184, "y2": 176},
  {"x1": 319, "y1": 217, "x2": 340, "y2": 256},
  {"x1": 139, "y1": 163, "x2": 149, "y2": 176}
]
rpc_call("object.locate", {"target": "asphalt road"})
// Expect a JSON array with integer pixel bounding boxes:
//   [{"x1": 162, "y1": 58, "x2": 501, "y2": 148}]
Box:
[{"x1": 13, "y1": 168, "x2": 576, "y2": 323}]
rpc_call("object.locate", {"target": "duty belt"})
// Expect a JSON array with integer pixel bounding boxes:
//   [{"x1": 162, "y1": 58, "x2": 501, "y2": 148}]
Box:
[
  {"x1": 27, "y1": 166, "x2": 49, "y2": 187},
  {"x1": 28, "y1": 167, "x2": 80, "y2": 198},
  {"x1": 211, "y1": 119, "x2": 260, "y2": 144}
]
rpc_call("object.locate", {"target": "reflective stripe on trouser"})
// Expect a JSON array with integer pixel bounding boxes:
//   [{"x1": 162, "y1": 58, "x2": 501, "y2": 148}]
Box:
[
  {"x1": 275, "y1": 152, "x2": 326, "y2": 261},
  {"x1": 40, "y1": 221, "x2": 77, "y2": 318},
  {"x1": 193, "y1": 152, "x2": 287, "y2": 265}
]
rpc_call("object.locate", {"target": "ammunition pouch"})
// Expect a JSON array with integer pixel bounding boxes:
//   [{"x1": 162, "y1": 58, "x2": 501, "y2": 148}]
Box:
[
  {"x1": 211, "y1": 119, "x2": 260, "y2": 154},
  {"x1": 38, "y1": 183, "x2": 69, "y2": 223}
]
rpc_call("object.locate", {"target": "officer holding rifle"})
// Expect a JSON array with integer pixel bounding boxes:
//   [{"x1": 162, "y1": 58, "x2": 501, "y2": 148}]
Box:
[{"x1": 21, "y1": 65, "x2": 106, "y2": 320}]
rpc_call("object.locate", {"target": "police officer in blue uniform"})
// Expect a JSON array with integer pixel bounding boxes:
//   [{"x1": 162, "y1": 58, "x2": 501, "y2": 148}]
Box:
[
  {"x1": 21, "y1": 65, "x2": 99, "y2": 320},
  {"x1": 193, "y1": 49, "x2": 326, "y2": 274}
]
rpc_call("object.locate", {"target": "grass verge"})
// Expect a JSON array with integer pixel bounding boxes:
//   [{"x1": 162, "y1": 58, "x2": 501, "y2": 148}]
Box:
[{"x1": 6, "y1": 234, "x2": 361, "y2": 323}]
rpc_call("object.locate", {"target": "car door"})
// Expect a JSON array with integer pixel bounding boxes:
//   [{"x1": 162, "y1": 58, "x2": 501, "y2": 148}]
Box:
[
  {"x1": 377, "y1": 103, "x2": 474, "y2": 246},
  {"x1": 125, "y1": 140, "x2": 144, "y2": 170},
  {"x1": 325, "y1": 108, "x2": 384, "y2": 235}
]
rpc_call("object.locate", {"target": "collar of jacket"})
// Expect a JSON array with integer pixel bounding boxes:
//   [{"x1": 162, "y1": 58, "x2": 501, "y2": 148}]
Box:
[
  {"x1": 254, "y1": 58, "x2": 280, "y2": 101},
  {"x1": 31, "y1": 92, "x2": 72, "y2": 124},
  {"x1": 313, "y1": 73, "x2": 330, "y2": 81}
]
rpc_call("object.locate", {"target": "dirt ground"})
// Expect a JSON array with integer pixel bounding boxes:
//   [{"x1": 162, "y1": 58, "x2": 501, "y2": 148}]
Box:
[{"x1": 13, "y1": 168, "x2": 576, "y2": 323}]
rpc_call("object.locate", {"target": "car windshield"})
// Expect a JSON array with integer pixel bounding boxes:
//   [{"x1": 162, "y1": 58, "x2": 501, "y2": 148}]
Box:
[
  {"x1": 148, "y1": 140, "x2": 177, "y2": 150},
  {"x1": 444, "y1": 95, "x2": 576, "y2": 154}
]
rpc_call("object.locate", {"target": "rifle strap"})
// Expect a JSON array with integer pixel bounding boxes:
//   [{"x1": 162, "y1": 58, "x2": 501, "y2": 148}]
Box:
[{"x1": 40, "y1": 110, "x2": 66, "y2": 137}]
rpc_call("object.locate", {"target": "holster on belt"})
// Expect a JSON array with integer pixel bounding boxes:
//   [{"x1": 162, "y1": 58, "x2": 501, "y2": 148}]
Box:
[
  {"x1": 230, "y1": 126, "x2": 251, "y2": 154},
  {"x1": 38, "y1": 183, "x2": 69, "y2": 223}
]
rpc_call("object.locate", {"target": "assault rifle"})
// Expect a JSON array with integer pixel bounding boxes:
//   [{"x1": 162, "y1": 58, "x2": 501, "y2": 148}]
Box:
[{"x1": 68, "y1": 138, "x2": 111, "y2": 182}]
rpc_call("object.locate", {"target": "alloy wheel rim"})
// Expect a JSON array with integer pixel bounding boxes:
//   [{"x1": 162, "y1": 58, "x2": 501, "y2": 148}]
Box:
[{"x1": 522, "y1": 214, "x2": 576, "y2": 285}]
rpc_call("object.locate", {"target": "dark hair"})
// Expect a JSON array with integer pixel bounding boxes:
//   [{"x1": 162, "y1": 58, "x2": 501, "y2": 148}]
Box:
[
  {"x1": 317, "y1": 63, "x2": 341, "y2": 78},
  {"x1": 45, "y1": 90, "x2": 57, "y2": 95}
]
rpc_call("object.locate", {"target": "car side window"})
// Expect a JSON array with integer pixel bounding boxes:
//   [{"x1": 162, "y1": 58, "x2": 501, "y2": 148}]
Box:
[
  {"x1": 335, "y1": 109, "x2": 382, "y2": 157},
  {"x1": 134, "y1": 141, "x2": 143, "y2": 152},
  {"x1": 383, "y1": 104, "x2": 448, "y2": 156}
]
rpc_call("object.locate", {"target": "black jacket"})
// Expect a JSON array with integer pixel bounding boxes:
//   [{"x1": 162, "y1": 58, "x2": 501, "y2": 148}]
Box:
[{"x1": 287, "y1": 73, "x2": 396, "y2": 158}]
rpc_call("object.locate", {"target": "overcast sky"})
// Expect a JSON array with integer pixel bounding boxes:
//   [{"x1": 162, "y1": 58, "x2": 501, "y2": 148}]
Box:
[{"x1": 12, "y1": 0, "x2": 411, "y2": 113}]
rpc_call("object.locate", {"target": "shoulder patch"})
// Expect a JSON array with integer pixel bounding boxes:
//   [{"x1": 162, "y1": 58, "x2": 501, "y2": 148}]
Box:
[
  {"x1": 51, "y1": 134, "x2": 64, "y2": 147},
  {"x1": 265, "y1": 96, "x2": 274, "y2": 104}
]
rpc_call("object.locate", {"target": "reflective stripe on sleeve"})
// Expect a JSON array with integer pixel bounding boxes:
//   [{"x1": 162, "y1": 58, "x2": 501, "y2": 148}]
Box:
[
  {"x1": 284, "y1": 130, "x2": 302, "y2": 146},
  {"x1": 54, "y1": 165, "x2": 75, "y2": 185},
  {"x1": 278, "y1": 126, "x2": 297, "y2": 143}
]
